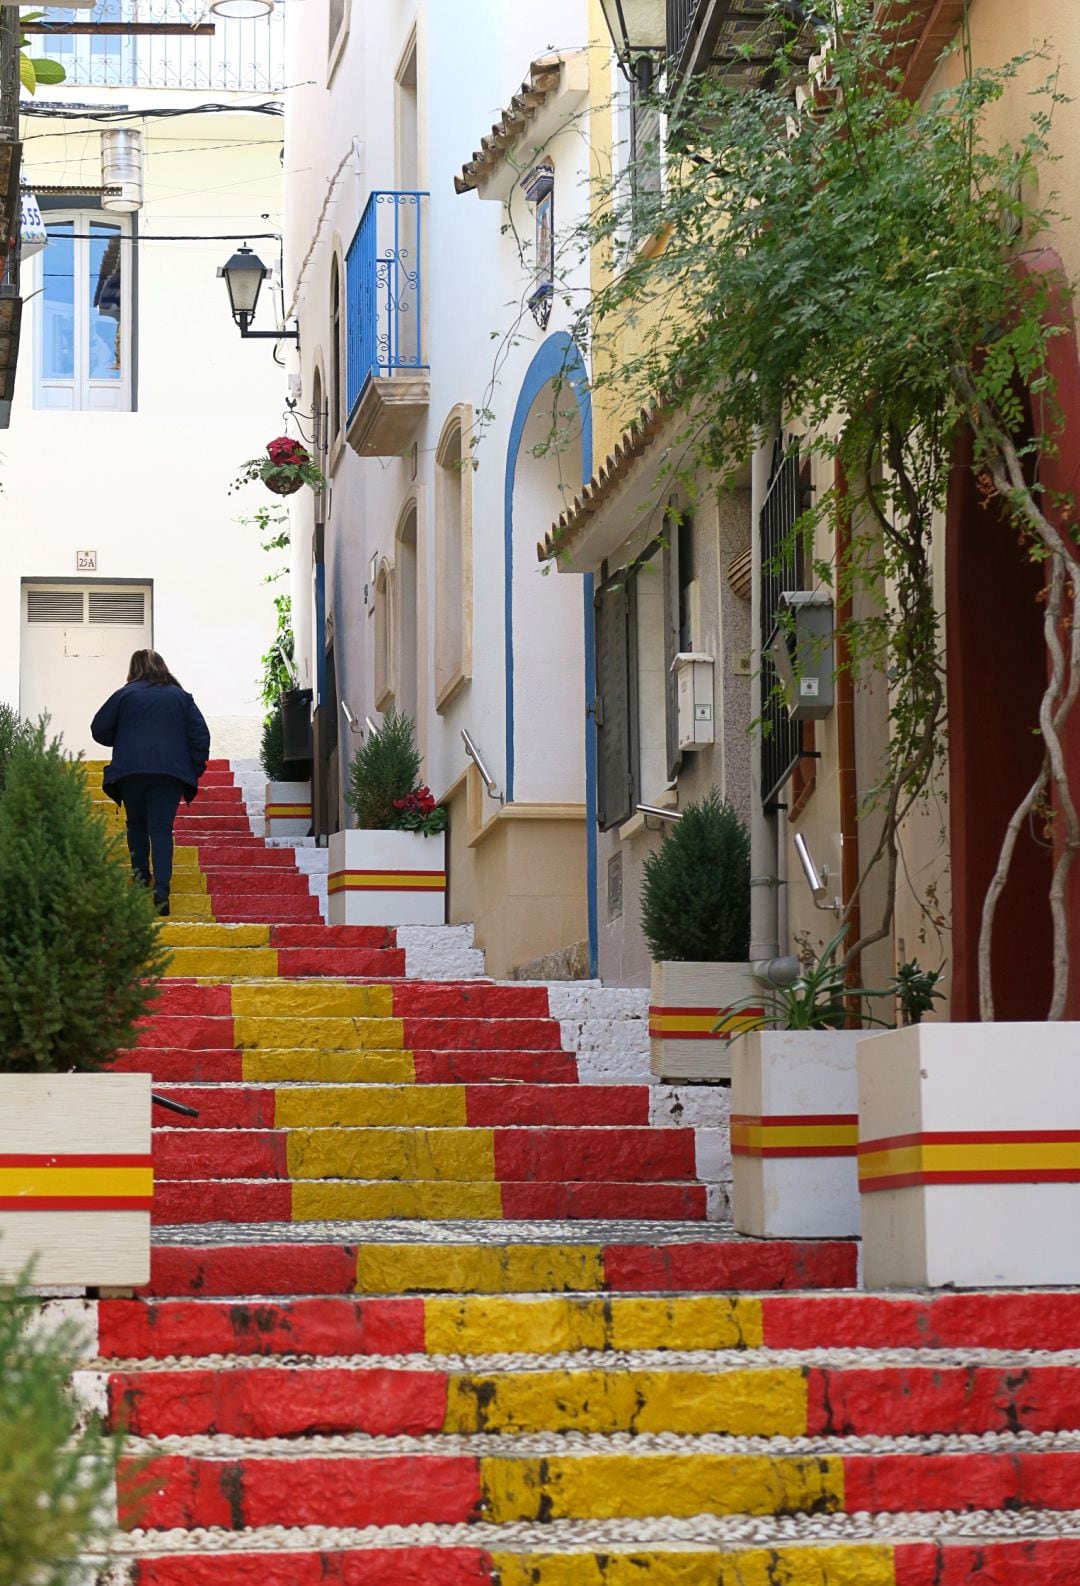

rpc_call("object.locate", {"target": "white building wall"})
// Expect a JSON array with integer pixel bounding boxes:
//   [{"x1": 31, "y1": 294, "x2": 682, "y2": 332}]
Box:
[
  {"x1": 1, "y1": 82, "x2": 284, "y2": 757},
  {"x1": 284, "y1": 0, "x2": 591, "y2": 811}
]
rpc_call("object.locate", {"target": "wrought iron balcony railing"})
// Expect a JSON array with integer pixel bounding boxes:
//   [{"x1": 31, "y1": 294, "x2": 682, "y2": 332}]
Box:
[
  {"x1": 345, "y1": 189, "x2": 427, "y2": 422},
  {"x1": 666, "y1": 0, "x2": 821, "y2": 86}
]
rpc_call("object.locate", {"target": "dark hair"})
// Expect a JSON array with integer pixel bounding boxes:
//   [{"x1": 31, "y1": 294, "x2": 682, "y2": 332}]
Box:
[{"x1": 127, "y1": 649, "x2": 181, "y2": 688}]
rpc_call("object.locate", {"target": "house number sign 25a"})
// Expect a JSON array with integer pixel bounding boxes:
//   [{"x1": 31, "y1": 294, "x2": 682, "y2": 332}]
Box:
[{"x1": 77, "y1": 550, "x2": 98, "y2": 572}]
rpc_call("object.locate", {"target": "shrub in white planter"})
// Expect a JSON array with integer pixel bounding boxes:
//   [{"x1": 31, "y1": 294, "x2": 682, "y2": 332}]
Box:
[
  {"x1": 642, "y1": 793, "x2": 757, "y2": 1082},
  {"x1": 0, "y1": 727, "x2": 162, "y2": 1286},
  {"x1": 330, "y1": 710, "x2": 447, "y2": 927},
  {"x1": 265, "y1": 779, "x2": 312, "y2": 838}
]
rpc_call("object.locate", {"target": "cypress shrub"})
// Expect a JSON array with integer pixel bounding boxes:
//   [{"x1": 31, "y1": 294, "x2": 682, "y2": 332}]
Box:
[
  {"x1": 260, "y1": 698, "x2": 289, "y2": 782},
  {"x1": 346, "y1": 709, "x2": 422, "y2": 829},
  {"x1": 0, "y1": 701, "x2": 29, "y2": 798},
  {"x1": 0, "y1": 728, "x2": 167, "y2": 1073},
  {"x1": 0, "y1": 1271, "x2": 126, "y2": 1584},
  {"x1": 640, "y1": 790, "x2": 751, "y2": 963}
]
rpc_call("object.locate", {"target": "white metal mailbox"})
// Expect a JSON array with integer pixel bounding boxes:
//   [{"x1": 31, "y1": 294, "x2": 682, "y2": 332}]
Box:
[{"x1": 672, "y1": 652, "x2": 715, "y2": 751}]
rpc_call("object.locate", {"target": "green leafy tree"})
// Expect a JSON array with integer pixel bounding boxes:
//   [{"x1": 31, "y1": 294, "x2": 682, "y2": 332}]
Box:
[
  {"x1": 18, "y1": 12, "x2": 67, "y2": 95},
  {"x1": 640, "y1": 791, "x2": 751, "y2": 962},
  {"x1": 346, "y1": 710, "x2": 423, "y2": 830},
  {"x1": 559, "y1": 1, "x2": 1075, "y2": 1016},
  {"x1": 0, "y1": 1273, "x2": 122, "y2": 1585},
  {"x1": 259, "y1": 593, "x2": 296, "y2": 710},
  {"x1": 0, "y1": 729, "x2": 166, "y2": 1074}
]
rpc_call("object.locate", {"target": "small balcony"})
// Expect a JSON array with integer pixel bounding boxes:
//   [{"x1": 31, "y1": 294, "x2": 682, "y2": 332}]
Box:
[
  {"x1": 345, "y1": 190, "x2": 429, "y2": 459},
  {"x1": 666, "y1": 0, "x2": 819, "y2": 86}
]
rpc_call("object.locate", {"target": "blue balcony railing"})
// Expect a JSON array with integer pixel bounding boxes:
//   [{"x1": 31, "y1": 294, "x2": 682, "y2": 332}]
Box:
[{"x1": 345, "y1": 190, "x2": 427, "y2": 420}]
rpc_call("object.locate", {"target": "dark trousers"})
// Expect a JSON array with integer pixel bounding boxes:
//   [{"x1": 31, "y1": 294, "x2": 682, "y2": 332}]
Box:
[{"x1": 117, "y1": 774, "x2": 184, "y2": 899}]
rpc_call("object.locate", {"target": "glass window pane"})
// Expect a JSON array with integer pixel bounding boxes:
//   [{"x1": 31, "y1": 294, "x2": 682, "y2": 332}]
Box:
[
  {"x1": 40, "y1": 7, "x2": 77, "y2": 70},
  {"x1": 88, "y1": 222, "x2": 122, "y2": 380},
  {"x1": 42, "y1": 221, "x2": 75, "y2": 381}
]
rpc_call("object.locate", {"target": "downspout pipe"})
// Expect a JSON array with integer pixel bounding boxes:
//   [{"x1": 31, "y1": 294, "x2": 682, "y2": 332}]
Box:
[{"x1": 749, "y1": 427, "x2": 783, "y2": 974}]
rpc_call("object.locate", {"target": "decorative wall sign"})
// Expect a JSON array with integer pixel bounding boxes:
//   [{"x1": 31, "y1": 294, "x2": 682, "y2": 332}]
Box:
[
  {"x1": 521, "y1": 163, "x2": 555, "y2": 330},
  {"x1": 77, "y1": 549, "x2": 98, "y2": 572}
]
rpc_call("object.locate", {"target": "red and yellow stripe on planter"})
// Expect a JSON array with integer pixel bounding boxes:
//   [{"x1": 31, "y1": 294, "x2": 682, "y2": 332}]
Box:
[{"x1": 0, "y1": 1073, "x2": 153, "y2": 1287}]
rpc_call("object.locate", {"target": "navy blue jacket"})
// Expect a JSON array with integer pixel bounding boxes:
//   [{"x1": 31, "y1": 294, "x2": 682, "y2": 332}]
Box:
[{"x1": 91, "y1": 681, "x2": 211, "y2": 804}]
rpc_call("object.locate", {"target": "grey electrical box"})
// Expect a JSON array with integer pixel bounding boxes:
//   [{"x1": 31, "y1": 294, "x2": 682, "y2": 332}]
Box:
[{"x1": 767, "y1": 591, "x2": 834, "y2": 722}]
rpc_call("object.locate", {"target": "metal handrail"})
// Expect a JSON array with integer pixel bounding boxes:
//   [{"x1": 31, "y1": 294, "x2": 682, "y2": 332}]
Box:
[
  {"x1": 153, "y1": 1092, "x2": 199, "y2": 1118},
  {"x1": 462, "y1": 729, "x2": 500, "y2": 801},
  {"x1": 637, "y1": 802, "x2": 681, "y2": 823},
  {"x1": 340, "y1": 700, "x2": 363, "y2": 735}
]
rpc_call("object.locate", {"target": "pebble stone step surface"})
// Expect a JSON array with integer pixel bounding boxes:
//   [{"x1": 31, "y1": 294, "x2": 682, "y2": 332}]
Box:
[{"x1": 76, "y1": 761, "x2": 1080, "y2": 1578}]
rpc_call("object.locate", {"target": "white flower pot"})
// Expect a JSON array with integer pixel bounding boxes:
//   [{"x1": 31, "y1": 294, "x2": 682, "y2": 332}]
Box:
[
  {"x1": 0, "y1": 1073, "x2": 152, "y2": 1288},
  {"x1": 859, "y1": 1022, "x2": 1080, "y2": 1288},
  {"x1": 648, "y1": 960, "x2": 763, "y2": 1083},
  {"x1": 731, "y1": 1028, "x2": 861, "y2": 1237},
  {"x1": 328, "y1": 828, "x2": 446, "y2": 927},
  {"x1": 265, "y1": 780, "x2": 312, "y2": 838}
]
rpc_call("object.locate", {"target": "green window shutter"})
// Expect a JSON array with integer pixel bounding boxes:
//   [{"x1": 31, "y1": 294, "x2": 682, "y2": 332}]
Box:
[{"x1": 595, "y1": 576, "x2": 634, "y2": 831}]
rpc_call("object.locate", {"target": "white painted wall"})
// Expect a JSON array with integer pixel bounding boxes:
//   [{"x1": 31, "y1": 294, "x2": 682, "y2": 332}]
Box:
[
  {"x1": 283, "y1": 0, "x2": 592, "y2": 814},
  {"x1": 0, "y1": 82, "x2": 284, "y2": 757}
]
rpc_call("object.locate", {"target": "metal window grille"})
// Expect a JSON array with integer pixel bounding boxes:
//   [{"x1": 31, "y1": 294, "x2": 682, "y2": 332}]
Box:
[
  {"x1": 760, "y1": 437, "x2": 804, "y2": 810},
  {"x1": 345, "y1": 190, "x2": 427, "y2": 422}
]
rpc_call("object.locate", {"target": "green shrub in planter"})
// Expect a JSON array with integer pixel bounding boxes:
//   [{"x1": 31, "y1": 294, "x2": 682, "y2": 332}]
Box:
[
  {"x1": 0, "y1": 728, "x2": 167, "y2": 1074},
  {"x1": 640, "y1": 790, "x2": 750, "y2": 962},
  {"x1": 346, "y1": 709, "x2": 423, "y2": 830},
  {"x1": 260, "y1": 698, "x2": 289, "y2": 782},
  {"x1": 0, "y1": 1271, "x2": 126, "y2": 1585}
]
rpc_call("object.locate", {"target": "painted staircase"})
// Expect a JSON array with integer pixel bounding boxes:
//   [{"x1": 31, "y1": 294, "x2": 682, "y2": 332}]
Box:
[{"x1": 68, "y1": 762, "x2": 1080, "y2": 1580}]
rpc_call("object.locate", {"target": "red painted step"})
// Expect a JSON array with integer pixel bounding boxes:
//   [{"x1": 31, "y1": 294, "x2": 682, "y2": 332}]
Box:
[
  {"x1": 113, "y1": 1049, "x2": 579, "y2": 1085},
  {"x1": 151, "y1": 1126, "x2": 697, "y2": 1184},
  {"x1": 100, "y1": 1295, "x2": 425, "y2": 1360},
  {"x1": 140, "y1": 1238, "x2": 856, "y2": 1299},
  {"x1": 270, "y1": 925, "x2": 397, "y2": 948},
  {"x1": 150, "y1": 1083, "x2": 652, "y2": 1130},
  {"x1": 110, "y1": 1049, "x2": 244, "y2": 1082},
  {"x1": 147, "y1": 983, "x2": 550, "y2": 1018},
  {"x1": 150, "y1": 1179, "x2": 708, "y2": 1224},
  {"x1": 277, "y1": 948, "x2": 408, "y2": 977},
  {"x1": 200, "y1": 870, "x2": 315, "y2": 894},
  {"x1": 124, "y1": 1444, "x2": 1080, "y2": 1532},
  {"x1": 211, "y1": 900, "x2": 323, "y2": 923},
  {"x1": 137, "y1": 1014, "x2": 563, "y2": 1052}
]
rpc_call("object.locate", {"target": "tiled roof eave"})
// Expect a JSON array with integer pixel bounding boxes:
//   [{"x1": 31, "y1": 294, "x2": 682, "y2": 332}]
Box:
[
  {"x1": 454, "y1": 57, "x2": 564, "y2": 197},
  {"x1": 538, "y1": 400, "x2": 674, "y2": 566}
]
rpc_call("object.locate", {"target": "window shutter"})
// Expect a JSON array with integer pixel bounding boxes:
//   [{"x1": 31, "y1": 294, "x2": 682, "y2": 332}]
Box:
[
  {"x1": 595, "y1": 577, "x2": 633, "y2": 831},
  {"x1": 663, "y1": 532, "x2": 683, "y2": 782},
  {"x1": 27, "y1": 590, "x2": 84, "y2": 624},
  {"x1": 88, "y1": 591, "x2": 145, "y2": 626}
]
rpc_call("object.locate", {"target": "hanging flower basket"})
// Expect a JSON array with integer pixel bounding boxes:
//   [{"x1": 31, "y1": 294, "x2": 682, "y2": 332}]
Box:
[{"x1": 231, "y1": 436, "x2": 326, "y2": 497}]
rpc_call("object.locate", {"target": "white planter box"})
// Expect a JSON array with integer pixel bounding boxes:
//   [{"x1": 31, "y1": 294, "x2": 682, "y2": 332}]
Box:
[
  {"x1": 648, "y1": 961, "x2": 763, "y2": 1083},
  {"x1": 328, "y1": 828, "x2": 446, "y2": 927},
  {"x1": 0, "y1": 1073, "x2": 152, "y2": 1288},
  {"x1": 265, "y1": 780, "x2": 312, "y2": 838},
  {"x1": 859, "y1": 1022, "x2": 1080, "y2": 1288},
  {"x1": 732, "y1": 1029, "x2": 861, "y2": 1237}
]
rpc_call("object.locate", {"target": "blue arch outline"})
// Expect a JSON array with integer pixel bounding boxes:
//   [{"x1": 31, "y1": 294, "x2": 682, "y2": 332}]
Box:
[{"x1": 504, "y1": 331, "x2": 597, "y2": 977}]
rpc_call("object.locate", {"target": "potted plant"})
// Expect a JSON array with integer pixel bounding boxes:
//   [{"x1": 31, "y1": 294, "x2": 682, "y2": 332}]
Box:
[
  {"x1": 262, "y1": 697, "x2": 312, "y2": 838},
  {"x1": 233, "y1": 435, "x2": 326, "y2": 498},
  {"x1": 329, "y1": 710, "x2": 448, "y2": 926},
  {"x1": 642, "y1": 792, "x2": 759, "y2": 1083},
  {"x1": 730, "y1": 929, "x2": 893, "y2": 1240},
  {"x1": 0, "y1": 725, "x2": 164, "y2": 1288}
]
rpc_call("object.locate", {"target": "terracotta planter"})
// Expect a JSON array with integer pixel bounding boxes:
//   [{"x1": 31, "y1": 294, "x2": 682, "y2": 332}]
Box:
[
  {"x1": 648, "y1": 961, "x2": 763, "y2": 1082},
  {"x1": 328, "y1": 828, "x2": 446, "y2": 927},
  {"x1": 0, "y1": 1073, "x2": 152, "y2": 1287},
  {"x1": 858, "y1": 1023, "x2": 1080, "y2": 1288},
  {"x1": 731, "y1": 1029, "x2": 861, "y2": 1237},
  {"x1": 265, "y1": 780, "x2": 312, "y2": 838}
]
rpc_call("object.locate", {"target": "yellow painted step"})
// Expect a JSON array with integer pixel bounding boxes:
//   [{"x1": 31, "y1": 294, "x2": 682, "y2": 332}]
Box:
[
  {"x1": 423, "y1": 1294, "x2": 764, "y2": 1355},
  {"x1": 481, "y1": 1450, "x2": 842, "y2": 1522},
  {"x1": 234, "y1": 1015, "x2": 405, "y2": 1050},
  {"x1": 490, "y1": 1546, "x2": 894, "y2": 1586},
  {"x1": 293, "y1": 1179, "x2": 503, "y2": 1220},
  {"x1": 164, "y1": 948, "x2": 279, "y2": 977},
  {"x1": 275, "y1": 1084, "x2": 465, "y2": 1128},
  {"x1": 165, "y1": 895, "x2": 215, "y2": 922},
  {"x1": 232, "y1": 983, "x2": 393, "y2": 1018},
  {"x1": 286, "y1": 1126, "x2": 495, "y2": 1182},
  {"x1": 357, "y1": 1242, "x2": 607, "y2": 1295},
  {"x1": 168, "y1": 873, "x2": 209, "y2": 894},
  {"x1": 242, "y1": 1050, "x2": 416, "y2": 1084},
  {"x1": 442, "y1": 1364, "x2": 806, "y2": 1436},
  {"x1": 160, "y1": 924, "x2": 270, "y2": 947}
]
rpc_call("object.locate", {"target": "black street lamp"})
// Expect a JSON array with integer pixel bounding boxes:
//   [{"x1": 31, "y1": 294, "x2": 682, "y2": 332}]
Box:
[
  {"x1": 219, "y1": 244, "x2": 298, "y2": 341},
  {"x1": 597, "y1": 0, "x2": 665, "y2": 84}
]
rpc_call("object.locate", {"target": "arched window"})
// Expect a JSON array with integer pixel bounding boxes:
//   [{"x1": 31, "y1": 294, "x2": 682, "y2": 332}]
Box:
[
  {"x1": 435, "y1": 404, "x2": 473, "y2": 709},
  {"x1": 374, "y1": 557, "x2": 394, "y2": 710},
  {"x1": 329, "y1": 258, "x2": 342, "y2": 445}
]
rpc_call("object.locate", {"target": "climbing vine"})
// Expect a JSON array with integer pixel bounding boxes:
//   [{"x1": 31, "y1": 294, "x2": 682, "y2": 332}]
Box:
[{"x1": 553, "y1": 0, "x2": 1074, "y2": 1015}]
